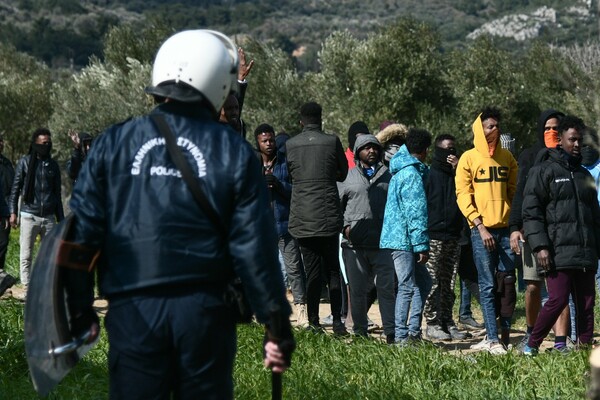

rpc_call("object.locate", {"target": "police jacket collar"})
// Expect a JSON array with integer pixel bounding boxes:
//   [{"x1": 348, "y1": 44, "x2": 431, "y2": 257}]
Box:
[{"x1": 153, "y1": 101, "x2": 215, "y2": 121}]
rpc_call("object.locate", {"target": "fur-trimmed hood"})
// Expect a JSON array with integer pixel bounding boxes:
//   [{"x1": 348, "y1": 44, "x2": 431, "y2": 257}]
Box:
[{"x1": 375, "y1": 123, "x2": 408, "y2": 146}]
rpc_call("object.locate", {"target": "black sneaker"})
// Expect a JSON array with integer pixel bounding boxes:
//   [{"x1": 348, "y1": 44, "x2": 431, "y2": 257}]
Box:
[
  {"x1": 459, "y1": 316, "x2": 484, "y2": 330},
  {"x1": 332, "y1": 320, "x2": 349, "y2": 337},
  {"x1": 0, "y1": 273, "x2": 16, "y2": 297},
  {"x1": 426, "y1": 325, "x2": 451, "y2": 341},
  {"x1": 407, "y1": 333, "x2": 431, "y2": 346},
  {"x1": 305, "y1": 324, "x2": 325, "y2": 334},
  {"x1": 386, "y1": 333, "x2": 395, "y2": 344},
  {"x1": 447, "y1": 325, "x2": 470, "y2": 340}
]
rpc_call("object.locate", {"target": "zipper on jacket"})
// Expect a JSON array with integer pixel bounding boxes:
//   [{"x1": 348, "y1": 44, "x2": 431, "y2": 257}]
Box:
[
  {"x1": 571, "y1": 171, "x2": 586, "y2": 248},
  {"x1": 40, "y1": 160, "x2": 45, "y2": 215}
]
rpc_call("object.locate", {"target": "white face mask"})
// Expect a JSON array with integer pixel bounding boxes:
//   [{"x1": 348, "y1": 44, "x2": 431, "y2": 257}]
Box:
[{"x1": 384, "y1": 144, "x2": 401, "y2": 163}]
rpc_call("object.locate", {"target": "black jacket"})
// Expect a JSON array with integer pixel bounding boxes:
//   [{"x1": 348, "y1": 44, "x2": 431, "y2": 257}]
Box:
[
  {"x1": 286, "y1": 124, "x2": 348, "y2": 238},
  {"x1": 426, "y1": 159, "x2": 462, "y2": 241},
  {"x1": 509, "y1": 109, "x2": 564, "y2": 233},
  {"x1": 523, "y1": 148, "x2": 600, "y2": 272},
  {"x1": 0, "y1": 155, "x2": 14, "y2": 204},
  {"x1": 68, "y1": 102, "x2": 290, "y2": 323},
  {"x1": 9, "y1": 154, "x2": 64, "y2": 220}
]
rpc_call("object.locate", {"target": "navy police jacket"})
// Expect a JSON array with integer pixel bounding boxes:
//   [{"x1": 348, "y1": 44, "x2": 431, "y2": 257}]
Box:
[{"x1": 69, "y1": 102, "x2": 290, "y2": 322}]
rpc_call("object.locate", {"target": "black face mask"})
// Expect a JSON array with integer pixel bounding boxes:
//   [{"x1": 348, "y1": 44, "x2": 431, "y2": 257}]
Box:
[
  {"x1": 32, "y1": 143, "x2": 52, "y2": 158},
  {"x1": 581, "y1": 146, "x2": 599, "y2": 167},
  {"x1": 432, "y1": 146, "x2": 457, "y2": 173}
]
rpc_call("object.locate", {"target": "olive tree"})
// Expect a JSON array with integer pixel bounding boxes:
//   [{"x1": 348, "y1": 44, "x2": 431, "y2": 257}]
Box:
[
  {"x1": 0, "y1": 44, "x2": 54, "y2": 162},
  {"x1": 445, "y1": 36, "x2": 540, "y2": 149},
  {"x1": 308, "y1": 18, "x2": 451, "y2": 143},
  {"x1": 240, "y1": 38, "x2": 309, "y2": 137}
]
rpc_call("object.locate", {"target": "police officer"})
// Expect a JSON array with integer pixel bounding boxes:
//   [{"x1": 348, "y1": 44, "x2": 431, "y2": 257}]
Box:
[{"x1": 63, "y1": 30, "x2": 295, "y2": 399}]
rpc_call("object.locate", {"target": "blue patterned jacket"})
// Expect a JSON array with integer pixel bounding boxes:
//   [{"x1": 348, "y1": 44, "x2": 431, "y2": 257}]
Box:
[{"x1": 379, "y1": 145, "x2": 429, "y2": 252}]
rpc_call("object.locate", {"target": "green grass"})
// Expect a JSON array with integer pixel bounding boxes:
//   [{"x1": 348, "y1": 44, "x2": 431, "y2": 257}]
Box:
[{"x1": 0, "y1": 230, "x2": 595, "y2": 399}]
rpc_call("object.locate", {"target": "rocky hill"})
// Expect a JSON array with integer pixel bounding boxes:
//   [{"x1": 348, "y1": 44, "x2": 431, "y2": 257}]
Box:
[{"x1": 0, "y1": 0, "x2": 596, "y2": 69}]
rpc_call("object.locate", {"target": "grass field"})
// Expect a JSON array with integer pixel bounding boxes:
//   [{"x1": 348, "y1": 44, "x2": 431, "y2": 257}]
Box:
[{"x1": 0, "y1": 230, "x2": 596, "y2": 399}]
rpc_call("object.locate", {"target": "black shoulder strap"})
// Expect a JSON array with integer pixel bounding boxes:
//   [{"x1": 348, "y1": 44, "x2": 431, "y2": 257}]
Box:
[{"x1": 150, "y1": 114, "x2": 227, "y2": 239}]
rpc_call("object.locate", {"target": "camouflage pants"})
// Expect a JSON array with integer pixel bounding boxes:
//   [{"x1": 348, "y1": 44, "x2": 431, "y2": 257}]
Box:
[{"x1": 424, "y1": 239, "x2": 460, "y2": 327}]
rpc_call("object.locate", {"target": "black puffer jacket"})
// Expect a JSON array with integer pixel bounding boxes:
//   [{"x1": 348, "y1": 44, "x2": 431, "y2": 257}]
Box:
[
  {"x1": 522, "y1": 148, "x2": 600, "y2": 272},
  {"x1": 9, "y1": 154, "x2": 64, "y2": 220}
]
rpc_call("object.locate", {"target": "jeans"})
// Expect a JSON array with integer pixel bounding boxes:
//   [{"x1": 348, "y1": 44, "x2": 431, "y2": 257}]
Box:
[
  {"x1": 278, "y1": 250, "x2": 288, "y2": 288},
  {"x1": 459, "y1": 278, "x2": 480, "y2": 320},
  {"x1": 392, "y1": 250, "x2": 432, "y2": 341},
  {"x1": 278, "y1": 233, "x2": 306, "y2": 304},
  {"x1": 19, "y1": 212, "x2": 56, "y2": 286},
  {"x1": 343, "y1": 247, "x2": 396, "y2": 336},
  {"x1": 569, "y1": 294, "x2": 577, "y2": 341},
  {"x1": 471, "y1": 227, "x2": 514, "y2": 342}
]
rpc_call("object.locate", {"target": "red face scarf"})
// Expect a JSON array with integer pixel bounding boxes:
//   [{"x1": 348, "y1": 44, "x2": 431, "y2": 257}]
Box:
[
  {"x1": 544, "y1": 129, "x2": 559, "y2": 148},
  {"x1": 486, "y1": 128, "x2": 499, "y2": 156}
]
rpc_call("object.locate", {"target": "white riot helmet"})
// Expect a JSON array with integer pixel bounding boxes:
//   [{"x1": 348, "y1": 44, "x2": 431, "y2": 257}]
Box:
[{"x1": 145, "y1": 29, "x2": 239, "y2": 115}]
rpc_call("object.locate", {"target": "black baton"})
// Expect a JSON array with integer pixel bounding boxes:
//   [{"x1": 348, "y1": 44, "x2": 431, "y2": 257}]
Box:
[{"x1": 269, "y1": 307, "x2": 283, "y2": 400}]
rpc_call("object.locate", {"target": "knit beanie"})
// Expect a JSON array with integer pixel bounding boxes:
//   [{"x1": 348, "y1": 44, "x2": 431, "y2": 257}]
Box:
[{"x1": 347, "y1": 121, "x2": 370, "y2": 150}]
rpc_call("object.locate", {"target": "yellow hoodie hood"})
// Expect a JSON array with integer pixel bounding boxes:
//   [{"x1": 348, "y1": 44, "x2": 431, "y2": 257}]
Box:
[
  {"x1": 455, "y1": 114, "x2": 518, "y2": 228},
  {"x1": 472, "y1": 113, "x2": 498, "y2": 157}
]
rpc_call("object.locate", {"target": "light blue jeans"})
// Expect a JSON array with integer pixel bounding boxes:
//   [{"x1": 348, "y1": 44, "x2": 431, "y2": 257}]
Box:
[
  {"x1": 392, "y1": 250, "x2": 432, "y2": 341},
  {"x1": 471, "y1": 227, "x2": 514, "y2": 342},
  {"x1": 19, "y1": 212, "x2": 56, "y2": 286}
]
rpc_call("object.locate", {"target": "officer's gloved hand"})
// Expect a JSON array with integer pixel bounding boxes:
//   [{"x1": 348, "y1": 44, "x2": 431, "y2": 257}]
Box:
[
  {"x1": 264, "y1": 317, "x2": 296, "y2": 372},
  {"x1": 70, "y1": 306, "x2": 100, "y2": 343}
]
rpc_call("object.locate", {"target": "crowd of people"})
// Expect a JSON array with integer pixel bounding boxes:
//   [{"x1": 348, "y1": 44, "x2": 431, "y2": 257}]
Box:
[
  {"x1": 255, "y1": 102, "x2": 600, "y2": 356},
  {"x1": 0, "y1": 29, "x2": 599, "y2": 397}
]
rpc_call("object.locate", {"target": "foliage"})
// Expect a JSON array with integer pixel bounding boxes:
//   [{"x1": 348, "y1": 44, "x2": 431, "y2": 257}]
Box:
[
  {"x1": 548, "y1": 42, "x2": 600, "y2": 131},
  {"x1": 1, "y1": 0, "x2": 598, "y2": 72},
  {"x1": 241, "y1": 39, "x2": 308, "y2": 136},
  {"x1": 241, "y1": 19, "x2": 451, "y2": 144},
  {"x1": 48, "y1": 57, "x2": 153, "y2": 163},
  {"x1": 43, "y1": 15, "x2": 600, "y2": 156},
  {"x1": 102, "y1": 19, "x2": 173, "y2": 73},
  {"x1": 0, "y1": 43, "x2": 53, "y2": 163},
  {"x1": 445, "y1": 36, "x2": 542, "y2": 149}
]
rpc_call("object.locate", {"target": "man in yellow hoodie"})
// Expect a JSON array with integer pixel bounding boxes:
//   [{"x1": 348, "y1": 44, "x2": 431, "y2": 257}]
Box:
[{"x1": 455, "y1": 107, "x2": 518, "y2": 355}]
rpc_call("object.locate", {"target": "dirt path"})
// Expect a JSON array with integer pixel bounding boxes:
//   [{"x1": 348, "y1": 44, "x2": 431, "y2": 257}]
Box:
[{"x1": 306, "y1": 299, "x2": 561, "y2": 354}]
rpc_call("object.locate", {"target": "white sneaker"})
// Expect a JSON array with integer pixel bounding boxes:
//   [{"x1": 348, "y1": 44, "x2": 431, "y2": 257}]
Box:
[
  {"x1": 296, "y1": 304, "x2": 309, "y2": 328},
  {"x1": 470, "y1": 336, "x2": 507, "y2": 355},
  {"x1": 488, "y1": 342, "x2": 508, "y2": 355},
  {"x1": 470, "y1": 336, "x2": 491, "y2": 350}
]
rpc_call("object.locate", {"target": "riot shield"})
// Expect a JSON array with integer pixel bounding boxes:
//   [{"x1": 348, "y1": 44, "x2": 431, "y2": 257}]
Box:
[{"x1": 24, "y1": 215, "x2": 97, "y2": 396}]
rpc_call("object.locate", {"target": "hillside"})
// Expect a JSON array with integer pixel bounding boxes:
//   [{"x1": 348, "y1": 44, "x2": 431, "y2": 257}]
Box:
[{"x1": 0, "y1": 0, "x2": 596, "y2": 69}]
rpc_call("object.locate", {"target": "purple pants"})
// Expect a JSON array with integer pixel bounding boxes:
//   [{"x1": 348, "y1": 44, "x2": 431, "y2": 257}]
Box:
[{"x1": 528, "y1": 269, "x2": 595, "y2": 348}]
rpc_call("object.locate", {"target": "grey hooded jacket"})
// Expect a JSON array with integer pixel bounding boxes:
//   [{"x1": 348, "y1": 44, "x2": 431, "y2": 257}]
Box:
[{"x1": 339, "y1": 134, "x2": 391, "y2": 249}]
